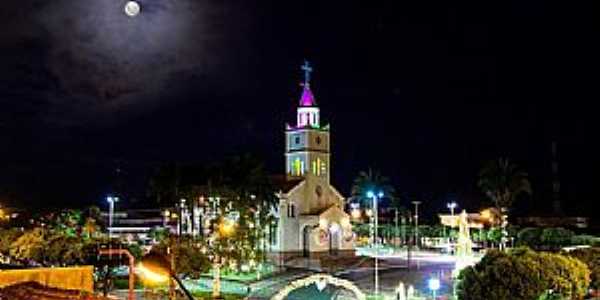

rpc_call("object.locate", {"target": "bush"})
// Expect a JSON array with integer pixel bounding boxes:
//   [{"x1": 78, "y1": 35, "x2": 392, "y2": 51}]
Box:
[
  {"x1": 517, "y1": 227, "x2": 542, "y2": 248},
  {"x1": 456, "y1": 247, "x2": 590, "y2": 300},
  {"x1": 571, "y1": 235, "x2": 600, "y2": 247},
  {"x1": 571, "y1": 235, "x2": 596, "y2": 246},
  {"x1": 567, "y1": 248, "x2": 600, "y2": 290},
  {"x1": 540, "y1": 228, "x2": 574, "y2": 249}
]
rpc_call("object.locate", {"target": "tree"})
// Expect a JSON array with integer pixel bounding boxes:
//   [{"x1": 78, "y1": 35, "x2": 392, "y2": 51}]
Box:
[
  {"x1": 10, "y1": 228, "x2": 47, "y2": 264},
  {"x1": 82, "y1": 218, "x2": 100, "y2": 239},
  {"x1": 457, "y1": 247, "x2": 590, "y2": 300},
  {"x1": 146, "y1": 155, "x2": 279, "y2": 297},
  {"x1": 152, "y1": 235, "x2": 211, "y2": 279},
  {"x1": 148, "y1": 227, "x2": 169, "y2": 244},
  {"x1": 350, "y1": 168, "x2": 396, "y2": 209},
  {"x1": 487, "y1": 227, "x2": 503, "y2": 246},
  {"x1": 478, "y1": 158, "x2": 532, "y2": 211},
  {"x1": 46, "y1": 233, "x2": 86, "y2": 266},
  {"x1": 0, "y1": 228, "x2": 23, "y2": 257}
]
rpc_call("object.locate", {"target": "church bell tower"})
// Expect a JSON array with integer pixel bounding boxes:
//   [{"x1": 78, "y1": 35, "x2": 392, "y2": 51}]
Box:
[{"x1": 285, "y1": 61, "x2": 330, "y2": 183}]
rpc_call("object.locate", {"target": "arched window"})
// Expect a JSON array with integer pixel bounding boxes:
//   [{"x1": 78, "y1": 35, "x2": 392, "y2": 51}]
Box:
[{"x1": 288, "y1": 203, "x2": 296, "y2": 218}]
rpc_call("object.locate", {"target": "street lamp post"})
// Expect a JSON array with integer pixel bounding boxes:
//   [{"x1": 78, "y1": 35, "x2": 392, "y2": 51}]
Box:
[
  {"x1": 178, "y1": 199, "x2": 186, "y2": 236},
  {"x1": 388, "y1": 208, "x2": 400, "y2": 249},
  {"x1": 446, "y1": 202, "x2": 457, "y2": 240},
  {"x1": 367, "y1": 190, "x2": 384, "y2": 298},
  {"x1": 107, "y1": 196, "x2": 119, "y2": 238},
  {"x1": 411, "y1": 201, "x2": 421, "y2": 249},
  {"x1": 401, "y1": 215, "x2": 406, "y2": 245}
]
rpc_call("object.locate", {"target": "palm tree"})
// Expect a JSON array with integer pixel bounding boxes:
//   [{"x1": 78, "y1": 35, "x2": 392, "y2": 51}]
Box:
[
  {"x1": 477, "y1": 158, "x2": 532, "y2": 211},
  {"x1": 350, "y1": 168, "x2": 396, "y2": 209}
]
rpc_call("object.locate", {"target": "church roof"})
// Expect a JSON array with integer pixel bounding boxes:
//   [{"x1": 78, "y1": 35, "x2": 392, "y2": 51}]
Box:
[
  {"x1": 299, "y1": 85, "x2": 316, "y2": 107},
  {"x1": 270, "y1": 174, "x2": 304, "y2": 193}
]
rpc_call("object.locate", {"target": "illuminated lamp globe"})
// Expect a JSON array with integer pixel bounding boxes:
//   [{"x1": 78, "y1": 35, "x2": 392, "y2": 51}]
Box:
[
  {"x1": 124, "y1": 1, "x2": 141, "y2": 17},
  {"x1": 428, "y1": 278, "x2": 440, "y2": 292}
]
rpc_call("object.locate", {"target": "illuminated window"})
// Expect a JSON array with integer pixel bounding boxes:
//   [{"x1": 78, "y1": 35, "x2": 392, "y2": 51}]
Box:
[
  {"x1": 311, "y1": 158, "x2": 326, "y2": 176},
  {"x1": 292, "y1": 158, "x2": 305, "y2": 176}
]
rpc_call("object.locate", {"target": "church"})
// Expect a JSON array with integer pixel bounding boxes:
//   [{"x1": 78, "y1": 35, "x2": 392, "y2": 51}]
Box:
[{"x1": 270, "y1": 62, "x2": 355, "y2": 261}]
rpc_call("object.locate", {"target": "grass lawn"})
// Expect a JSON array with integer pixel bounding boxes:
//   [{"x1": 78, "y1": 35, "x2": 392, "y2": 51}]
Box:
[
  {"x1": 191, "y1": 291, "x2": 245, "y2": 299},
  {"x1": 202, "y1": 263, "x2": 277, "y2": 283}
]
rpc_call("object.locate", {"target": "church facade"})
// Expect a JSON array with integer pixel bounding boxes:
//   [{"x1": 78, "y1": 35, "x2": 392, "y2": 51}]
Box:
[{"x1": 271, "y1": 63, "x2": 355, "y2": 261}]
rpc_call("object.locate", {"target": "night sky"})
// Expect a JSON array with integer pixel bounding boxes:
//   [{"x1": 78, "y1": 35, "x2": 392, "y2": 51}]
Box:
[{"x1": 1, "y1": 1, "x2": 598, "y2": 217}]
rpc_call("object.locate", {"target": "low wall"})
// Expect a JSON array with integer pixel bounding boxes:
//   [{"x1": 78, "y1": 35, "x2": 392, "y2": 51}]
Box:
[{"x1": 0, "y1": 266, "x2": 94, "y2": 293}]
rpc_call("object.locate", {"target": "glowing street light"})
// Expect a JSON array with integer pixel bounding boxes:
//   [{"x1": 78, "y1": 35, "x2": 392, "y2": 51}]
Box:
[
  {"x1": 124, "y1": 1, "x2": 141, "y2": 17},
  {"x1": 447, "y1": 202, "x2": 457, "y2": 216},
  {"x1": 367, "y1": 190, "x2": 384, "y2": 298},
  {"x1": 428, "y1": 277, "x2": 440, "y2": 299},
  {"x1": 107, "y1": 196, "x2": 119, "y2": 238},
  {"x1": 137, "y1": 253, "x2": 194, "y2": 300},
  {"x1": 219, "y1": 217, "x2": 236, "y2": 236}
]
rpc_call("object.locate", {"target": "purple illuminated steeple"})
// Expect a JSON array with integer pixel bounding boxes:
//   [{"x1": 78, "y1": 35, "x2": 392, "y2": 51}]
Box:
[
  {"x1": 300, "y1": 85, "x2": 316, "y2": 107},
  {"x1": 295, "y1": 60, "x2": 320, "y2": 128},
  {"x1": 299, "y1": 60, "x2": 316, "y2": 107}
]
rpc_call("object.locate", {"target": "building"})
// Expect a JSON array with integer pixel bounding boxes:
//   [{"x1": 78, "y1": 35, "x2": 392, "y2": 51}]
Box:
[
  {"x1": 270, "y1": 62, "x2": 354, "y2": 261},
  {"x1": 102, "y1": 209, "x2": 170, "y2": 244}
]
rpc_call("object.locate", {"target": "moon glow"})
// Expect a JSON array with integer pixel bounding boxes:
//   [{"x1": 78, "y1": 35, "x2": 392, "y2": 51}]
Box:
[{"x1": 124, "y1": 1, "x2": 141, "y2": 17}]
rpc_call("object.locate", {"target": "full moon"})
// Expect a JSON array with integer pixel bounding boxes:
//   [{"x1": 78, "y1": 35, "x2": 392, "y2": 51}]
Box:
[{"x1": 124, "y1": 1, "x2": 141, "y2": 17}]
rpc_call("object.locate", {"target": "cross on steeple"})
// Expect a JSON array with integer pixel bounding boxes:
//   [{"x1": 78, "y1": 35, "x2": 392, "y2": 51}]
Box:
[{"x1": 301, "y1": 60, "x2": 313, "y2": 86}]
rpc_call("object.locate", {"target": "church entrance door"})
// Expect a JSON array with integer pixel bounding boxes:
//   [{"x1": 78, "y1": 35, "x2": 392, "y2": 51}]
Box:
[
  {"x1": 303, "y1": 226, "x2": 311, "y2": 257},
  {"x1": 329, "y1": 223, "x2": 341, "y2": 256}
]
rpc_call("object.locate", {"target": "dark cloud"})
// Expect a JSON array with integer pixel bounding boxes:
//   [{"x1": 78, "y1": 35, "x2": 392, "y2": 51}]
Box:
[{"x1": 1, "y1": 0, "x2": 259, "y2": 127}]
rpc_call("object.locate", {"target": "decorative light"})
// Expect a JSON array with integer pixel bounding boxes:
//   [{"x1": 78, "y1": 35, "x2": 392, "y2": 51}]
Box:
[
  {"x1": 219, "y1": 218, "x2": 236, "y2": 236},
  {"x1": 428, "y1": 277, "x2": 440, "y2": 299},
  {"x1": 351, "y1": 208, "x2": 362, "y2": 220},
  {"x1": 428, "y1": 277, "x2": 440, "y2": 291},
  {"x1": 124, "y1": 1, "x2": 141, "y2": 17},
  {"x1": 315, "y1": 279, "x2": 327, "y2": 292},
  {"x1": 241, "y1": 264, "x2": 250, "y2": 272}
]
